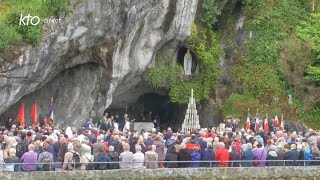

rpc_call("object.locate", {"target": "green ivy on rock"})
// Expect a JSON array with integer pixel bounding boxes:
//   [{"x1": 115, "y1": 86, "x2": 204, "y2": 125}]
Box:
[{"x1": 147, "y1": 23, "x2": 223, "y2": 104}]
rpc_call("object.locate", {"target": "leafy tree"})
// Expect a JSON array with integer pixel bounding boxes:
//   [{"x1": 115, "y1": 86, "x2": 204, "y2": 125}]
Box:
[
  {"x1": 201, "y1": 0, "x2": 220, "y2": 29},
  {"x1": 297, "y1": 13, "x2": 320, "y2": 82}
]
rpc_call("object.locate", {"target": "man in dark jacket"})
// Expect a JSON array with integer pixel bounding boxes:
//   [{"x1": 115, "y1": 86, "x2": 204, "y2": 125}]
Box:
[
  {"x1": 285, "y1": 144, "x2": 300, "y2": 166},
  {"x1": 5, "y1": 117, "x2": 14, "y2": 130},
  {"x1": 110, "y1": 135, "x2": 123, "y2": 155},
  {"x1": 164, "y1": 145, "x2": 178, "y2": 168},
  {"x1": 197, "y1": 136, "x2": 207, "y2": 153},
  {"x1": 107, "y1": 146, "x2": 120, "y2": 169},
  {"x1": 16, "y1": 133, "x2": 29, "y2": 159},
  {"x1": 56, "y1": 137, "x2": 68, "y2": 162},
  {"x1": 178, "y1": 143, "x2": 191, "y2": 168},
  {"x1": 201, "y1": 143, "x2": 214, "y2": 167}
]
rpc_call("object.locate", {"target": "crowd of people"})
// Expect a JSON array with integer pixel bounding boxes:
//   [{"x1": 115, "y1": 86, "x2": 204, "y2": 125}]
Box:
[{"x1": 0, "y1": 112, "x2": 320, "y2": 172}]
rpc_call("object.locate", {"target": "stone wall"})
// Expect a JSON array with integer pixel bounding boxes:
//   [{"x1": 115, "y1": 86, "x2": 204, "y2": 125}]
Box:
[{"x1": 1, "y1": 167, "x2": 319, "y2": 180}]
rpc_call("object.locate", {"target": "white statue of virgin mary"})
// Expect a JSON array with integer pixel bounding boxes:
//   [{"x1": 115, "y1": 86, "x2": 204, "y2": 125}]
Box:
[{"x1": 184, "y1": 49, "x2": 192, "y2": 75}]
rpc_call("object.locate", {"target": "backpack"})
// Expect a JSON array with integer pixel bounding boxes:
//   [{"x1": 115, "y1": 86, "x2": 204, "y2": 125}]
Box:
[
  {"x1": 70, "y1": 152, "x2": 81, "y2": 168},
  {"x1": 304, "y1": 149, "x2": 314, "y2": 160},
  {"x1": 16, "y1": 140, "x2": 29, "y2": 158},
  {"x1": 41, "y1": 152, "x2": 52, "y2": 171},
  {"x1": 85, "y1": 156, "x2": 94, "y2": 170},
  {"x1": 146, "y1": 153, "x2": 157, "y2": 169}
]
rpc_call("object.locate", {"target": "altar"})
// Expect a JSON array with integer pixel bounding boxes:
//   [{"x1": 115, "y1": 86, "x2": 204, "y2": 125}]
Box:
[{"x1": 131, "y1": 122, "x2": 154, "y2": 132}]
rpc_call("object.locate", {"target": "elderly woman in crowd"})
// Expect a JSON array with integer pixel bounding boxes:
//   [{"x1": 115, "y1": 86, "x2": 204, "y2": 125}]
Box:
[
  {"x1": 253, "y1": 143, "x2": 267, "y2": 167},
  {"x1": 62, "y1": 143, "x2": 82, "y2": 170},
  {"x1": 132, "y1": 144, "x2": 145, "y2": 168},
  {"x1": 153, "y1": 135, "x2": 164, "y2": 168},
  {"x1": 215, "y1": 142, "x2": 229, "y2": 167},
  {"x1": 81, "y1": 144, "x2": 94, "y2": 170},
  {"x1": 93, "y1": 135, "x2": 105, "y2": 156},
  {"x1": 33, "y1": 140, "x2": 43, "y2": 157},
  {"x1": 276, "y1": 144, "x2": 285, "y2": 166},
  {"x1": 266, "y1": 145, "x2": 278, "y2": 166},
  {"x1": 4, "y1": 148, "x2": 20, "y2": 172},
  {"x1": 20, "y1": 144, "x2": 38, "y2": 171},
  {"x1": 119, "y1": 143, "x2": 133, "y2": 169},
  {"x1": 144, "y1": 145, "x2": 158, "y2": 169}
]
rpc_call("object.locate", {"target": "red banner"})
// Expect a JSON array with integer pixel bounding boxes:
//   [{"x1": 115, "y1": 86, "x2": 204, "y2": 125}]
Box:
[
  {"x1": 30, "y1": 101, "x2": 38, "y2": 126},
  {"x1": 17, "y1": 104, "x2": 25, "y2": 127}
]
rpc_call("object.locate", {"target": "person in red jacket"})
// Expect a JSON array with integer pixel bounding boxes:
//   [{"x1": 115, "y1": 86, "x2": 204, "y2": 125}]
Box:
[
  {"x1": 231, "y1": 136, "x2": 242, "y2": 156},
  {"x1": 214, "y1": 142, "x2": 229, "y2": 167}
]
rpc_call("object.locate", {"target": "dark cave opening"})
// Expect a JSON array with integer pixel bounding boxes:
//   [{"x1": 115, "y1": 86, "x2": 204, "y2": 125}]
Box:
[
  {"x1": 108, "y1": 92, "x2": 184, "y2": 131},
  {"x1": 127, "y1": 93, "x2": 175, "y2": 127}
]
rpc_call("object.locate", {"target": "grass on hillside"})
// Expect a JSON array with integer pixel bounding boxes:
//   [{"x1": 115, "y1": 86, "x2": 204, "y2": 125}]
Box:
[{"x1": 0, "y1": 0, "x2": 69, "y2": 52}]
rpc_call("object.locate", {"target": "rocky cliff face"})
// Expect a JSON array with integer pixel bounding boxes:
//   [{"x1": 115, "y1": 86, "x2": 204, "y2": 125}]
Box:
[{"x1": 0, "y1": 0, "x2": 198, "y2": 125}]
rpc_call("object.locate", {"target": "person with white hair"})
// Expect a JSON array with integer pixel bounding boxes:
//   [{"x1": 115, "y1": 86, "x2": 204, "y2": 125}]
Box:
[
  {"x1": 132, "y1": 144, "x2": 145, "y2": 168},
  {"x1": 71, "y1": 138, "x2": 82, "y2": 155},
  {"x1": 110, "y1": 135, "x2": 123, "y2": 155},
  {"x1": 81, "y1": 144, "x2": 94, "y2": 170},
  {"x1": 119, "y1": 143, "x2": 133, "y2": 169},
  {"x1": 93, "y1": 135, "x2": 106, "y2": 156},
  {"x1": 241, "y1": 143, "x2": 254, "y2": 167},
  {"x1": 20, "y1": 144, "x2": 38, "y2": 171},
  {"x1": 107, "y1": 146, "x2": 120, "y2": 169},
  {"x1": 266, "y1": 145, "x2": 278, "y2": 166},
  {"x1": 214, "y1": 142, "x2": 229, "y2": 167},
  {"x1": 62, "y1": 143, "x2": 82, "y2": 170},
  {"x1": 201, "y1": 142, "x2": 214, "y2": 167},
  {"x1": 276, "y1": 144, "x2": 285, "y2": 166}
]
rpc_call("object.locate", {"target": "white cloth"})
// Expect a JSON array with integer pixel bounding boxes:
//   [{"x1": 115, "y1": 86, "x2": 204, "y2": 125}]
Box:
[
  {"x1": 113, "y1": 123, "x2": 119, "y2": 131},
  {"x1": 123, "y1": 121, "x2": 130, "y2": 133}
]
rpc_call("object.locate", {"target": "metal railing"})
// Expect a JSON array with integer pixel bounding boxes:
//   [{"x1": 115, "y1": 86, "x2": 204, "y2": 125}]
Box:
[{"x1": 1, "y1": 159, "x2": 320, "y2": 172}]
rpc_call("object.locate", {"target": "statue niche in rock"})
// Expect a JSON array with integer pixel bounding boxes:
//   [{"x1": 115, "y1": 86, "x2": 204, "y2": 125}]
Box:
[{"x1": 184, "y1": 49, "x2": 192, "y2": 76}]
